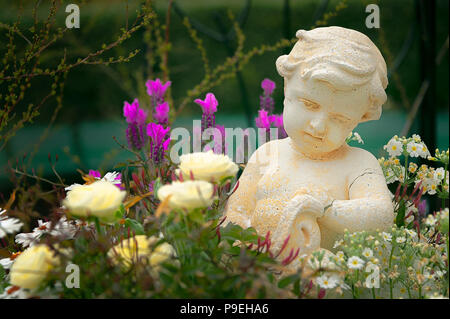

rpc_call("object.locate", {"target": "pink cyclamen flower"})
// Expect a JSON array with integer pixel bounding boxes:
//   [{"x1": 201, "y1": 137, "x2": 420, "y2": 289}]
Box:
[
  {"x1": 195, "y1": 93, "x2": 218, "y2": 131},
  {"x1": 146, "y1": 79, "x2": 171, "y2": 105},
  {"x1": 154, "y1": 102, "x2": 170, "y2": 126},
  {"x1": 261, "y1": 78, "x2": 276, "y2": 96},
  {"x1": 255, "y1": 109, "x2": 271, "y2": 129},
  {"x1": 123, "y1": 99, "x2": 147, "y2": 125},
  {"x1": 147, "y1": 123, "x2": 171, "y2": 164}
]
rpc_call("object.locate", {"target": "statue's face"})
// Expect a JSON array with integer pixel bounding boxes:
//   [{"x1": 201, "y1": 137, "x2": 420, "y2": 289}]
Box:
[{"x1": 283, "y1": 71, "x2": 370, "y2": 157}]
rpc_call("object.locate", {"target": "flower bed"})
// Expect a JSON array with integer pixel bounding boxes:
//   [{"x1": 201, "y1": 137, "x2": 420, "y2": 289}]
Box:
[{"x1": 0, "y1": 79, "x2": 448, "y2": 299}]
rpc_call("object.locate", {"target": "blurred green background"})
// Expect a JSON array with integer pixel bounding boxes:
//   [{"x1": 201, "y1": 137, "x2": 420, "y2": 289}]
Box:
[{"x1": 0, "y1": 0, "x2": 448, "y2": 193}]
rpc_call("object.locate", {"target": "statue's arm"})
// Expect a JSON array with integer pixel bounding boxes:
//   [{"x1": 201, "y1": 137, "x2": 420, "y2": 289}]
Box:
[
  {"x1": 223, "y1": 141, "x2": 275, "y2": 228},
  {"x1": 319, "y1": 149, "x2": 394, "y2": 233}
]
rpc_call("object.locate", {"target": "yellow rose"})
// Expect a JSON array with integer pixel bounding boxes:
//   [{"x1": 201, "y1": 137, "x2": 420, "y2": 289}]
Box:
[
  {"x1": 157, "y1": 180, "x2": 214, "y2": 210},
  {"x1": 63, "y1": 180, "x2": 126, "y2": 223},
  {"x1": 177, "y1": 150, "x2": 239, "y2": 182},
  {"x1": 108, "y1": 235, "x2": 176, "y2": 271},
  {"x1": 10, "y1": 244, "x2": 59, "y2": 290}
]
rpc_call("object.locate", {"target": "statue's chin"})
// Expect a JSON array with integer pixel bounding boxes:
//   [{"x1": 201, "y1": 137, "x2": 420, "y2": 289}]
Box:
[{"x1": 290, "y1": 138, "x2": 342, "y2": 160}]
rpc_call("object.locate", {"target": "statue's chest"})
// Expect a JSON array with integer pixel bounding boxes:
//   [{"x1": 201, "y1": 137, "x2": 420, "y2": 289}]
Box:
[{"x1": 254, "y1": 156, "x2": 348, "y2": 203}]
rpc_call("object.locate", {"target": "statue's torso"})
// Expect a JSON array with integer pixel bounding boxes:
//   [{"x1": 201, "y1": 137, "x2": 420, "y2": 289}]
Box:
[{"x1": 250, "y1": 139, "x2": 355, "y2": 250}]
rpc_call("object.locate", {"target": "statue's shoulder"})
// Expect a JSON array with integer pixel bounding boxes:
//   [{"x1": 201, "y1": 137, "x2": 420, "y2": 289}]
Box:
[
  {"x1": 346, "y1": 146, "x2": 381, "y2": 171},
  {"x1": 250, "y1": 138, "x2": 285, "y2": 164}
]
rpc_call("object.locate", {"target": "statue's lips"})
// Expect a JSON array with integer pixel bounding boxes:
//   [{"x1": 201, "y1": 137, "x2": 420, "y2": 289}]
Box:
[{"x1": 302, "y1": 131, "x2": 324, "y2": 142}]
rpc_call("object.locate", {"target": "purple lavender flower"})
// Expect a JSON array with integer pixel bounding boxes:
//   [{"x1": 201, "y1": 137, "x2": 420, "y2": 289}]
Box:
[
  {"x1": 146, "y1": 79, "x2": 171, "y2": 106},
  {"x1": 88, "y1": 170, "x2": 102, "y2": 179},
  {"x1": 123, "y1": 99, "x2": 147, "y2": 125},
  {"x1": 123, "y1": 99, "x2": 147, "y2": 151},
  {"x1": 260, "y1": 78, "x2": 276, "y2": 113},
  {"x1": 147, "y1": 123, "x2": 171, "y2": 164},
  {"x1": 255, "y1": 109, "x2": 271, "y2": 130},
  {"x1": 269, "y1": 114, "x2": 288, "y2": 139},
  {"x1": 154, "y1": 102, "x2": 169, "y2": 126},
  {"x1": 194, "y1": 93, "x2": 218, "y2": 132}
]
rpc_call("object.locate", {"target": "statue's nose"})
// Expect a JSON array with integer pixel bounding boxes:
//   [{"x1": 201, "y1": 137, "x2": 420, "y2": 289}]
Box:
[{"x1": 309, "y1": 116, "x2": 326, "y2": 137}]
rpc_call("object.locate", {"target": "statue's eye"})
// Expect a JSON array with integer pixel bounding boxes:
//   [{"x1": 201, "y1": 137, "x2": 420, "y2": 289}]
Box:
[
  {"x1": 299, "y1": 98, "x2": 320, "y2": 111},
  {"x1": 332, "y1": 115, "x2": 351, "y2": 125}
]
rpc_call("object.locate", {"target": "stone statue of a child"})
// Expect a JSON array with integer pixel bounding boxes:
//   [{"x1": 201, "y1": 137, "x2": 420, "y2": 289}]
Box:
[{"x1": 224, "y1": 26, "x2": 394, "y2": 264}]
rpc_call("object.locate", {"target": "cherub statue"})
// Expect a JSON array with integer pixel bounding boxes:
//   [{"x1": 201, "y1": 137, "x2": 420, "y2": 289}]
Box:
[{"x1": 224, "y1": 26, "x2": 394, "y2": 267}]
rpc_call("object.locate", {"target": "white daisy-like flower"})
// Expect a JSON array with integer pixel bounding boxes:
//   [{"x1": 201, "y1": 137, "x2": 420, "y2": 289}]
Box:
[
  {"x1": 435, "y1": 270, "x2": 445, "y2": 278},
  {"x1": 406, "y1": 142, "x2": 421, "y2": 158},
  {"x1": 384, "y1": 138, "x2": 403, "y2": 157},
  {"x1": 15, "y1": 217, "x2": 78, "y2": 248},
  {"x1": 316, "y1": 274, "x2": 340, "y2": 289},
  {"x1": 0, "y1": 208, "x2": 23, "y2": 239},
  {"x1": 0, "y1": 286, "x2": 29, "y2": 299},
  {"x1": 347, "y1": 256, "x2": 365, "y2": 270},
  {"x1": 396, "y1": 236, "x2": 406, "y2": 244},
  {"x1": 362, "y1": 248, "x2": 373, "y2": 258},
  {"x1": 381, "y1": 232, "x2": 392, "y2": 242},
  {"x1": 0, "y1": 257, "x2": 13, "y2": 270}
]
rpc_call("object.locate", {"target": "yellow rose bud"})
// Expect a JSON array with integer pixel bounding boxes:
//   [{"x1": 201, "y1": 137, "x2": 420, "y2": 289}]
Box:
[
  {"x1": 157, "y1": 180, "x2": 214, "y2": 210},
  {"x1": 177, "y1": 150, "x2": 239, "y2": 183},
  {"x1": 63, "y1": 180, "x2": 126, "y2": 223},
  {"x1": 10, "y1": 245, "x2": 59, "y2": 290}
]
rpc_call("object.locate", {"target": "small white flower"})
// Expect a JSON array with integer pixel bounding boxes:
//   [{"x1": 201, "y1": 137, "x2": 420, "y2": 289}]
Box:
[
  {"x1": 433, "y1": 167, "x2": 446, "y2": 181},
  {"x1": 333, "y1": 239, "x2": 343, "y2": 249},
  {"x1": 396, "y1": 236, "x2": 406, "y2": 244},
  {"x1": 362, "y1": 248, "x2": 373, "y2": 258},
  {"x1": 316, "y1": 274, "x2": 340, "y2": 289},
  {"x1": 0, "y1": 208, "x2": 23, "y2": 239},
  {"x1": 405, "y1": 214, "x2": 415, "y2": 224},
  {"x1": 418, "y1": 144, "x2": 430, "y2": 158},
  {"x1": 15, "y1": 217, "x2": 78, "y2": 248},
  {"x1": 424, "y1": 214, "x2": 436, "y2": 226},
  {"x1": 0, "y1": 286, "x2": 29, "y2": 299},
  {"x1": 381, "y1": 232, "x2": 392, "y2": 242},
  {"x1": 0, "y1": 257, "x2": 13, "y2": 270},
  {"x1": 347, "y1": 256, "x2": 365, "y2": 270},
  {"x1": 405, "y1": 229, "x2": 417, "y2": 238},
  {"x1": 384, "y1": 138, "x2": 403, "y2": 157},
  {"x1": 406, "y1": 142, "x2": 421, "y2": 158},
  {"x1": 353, "y1": 132, "x2": 364, "y2": 144}
]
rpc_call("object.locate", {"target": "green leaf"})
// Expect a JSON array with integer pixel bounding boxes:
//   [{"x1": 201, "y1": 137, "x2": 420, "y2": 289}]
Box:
[
  {"x1": 395, "y1": 200, "x2": 406, "y2": 227},
  {"x1": 278, "y1": 273, "x2": 300, "y2": 288},
  {"x1": 124, "y1": 218, "x2": 145, "y2": 235},
  {"x1": 153, "y1": 177, "x2": 162, "y2": 200}
]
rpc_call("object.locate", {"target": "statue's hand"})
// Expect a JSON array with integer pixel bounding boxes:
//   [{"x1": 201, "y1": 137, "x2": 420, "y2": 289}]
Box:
[{"x1": 284, "y1": 194, "x2": 325, "y2": 219}]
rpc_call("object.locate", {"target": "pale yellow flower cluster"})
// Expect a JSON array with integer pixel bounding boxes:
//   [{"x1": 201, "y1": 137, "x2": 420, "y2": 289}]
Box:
[
  {"x1": 63, "y1": 180, "x2": 126, "y2": 223},
  {"x1": 157, "y1": 151, "x2": 239, "y2": 211},
  {"x1": 177, "y1": 150, "x2": 239, "y2": 183},
  {"x1": 108, "y1": 235, "x2": 176, "y2": 272},
  {"x1": 9, "y1": 245, "x2": 60, "y2": 290}
]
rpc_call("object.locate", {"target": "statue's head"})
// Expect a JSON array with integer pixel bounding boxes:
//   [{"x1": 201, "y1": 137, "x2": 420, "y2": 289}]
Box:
[{"x1": 276, "y1": 26, "x2": 388, "y2": 157}]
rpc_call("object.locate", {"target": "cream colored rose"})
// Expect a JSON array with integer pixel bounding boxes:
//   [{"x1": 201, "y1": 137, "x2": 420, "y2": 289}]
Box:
[
  {"x1": 10, "y1": 244, "x2": 60, "y2": 290},
  {"x1": 63, "y1": 180, "x2": 126, "y2": 223},
  {"x1": 177, "y1": 150, "x2": 239, "y2": 182},
  {"x1": 108, "y1": 235, "x2": 176, "y2": 271},
  {"x1": 157, "y1": 180, "x2": 215, "y2": 210}
]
